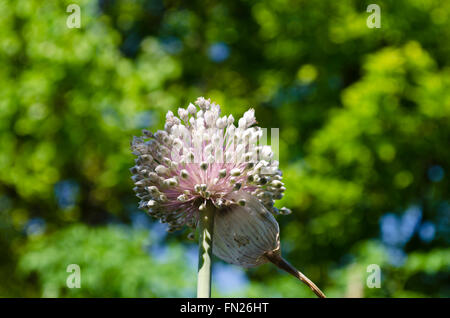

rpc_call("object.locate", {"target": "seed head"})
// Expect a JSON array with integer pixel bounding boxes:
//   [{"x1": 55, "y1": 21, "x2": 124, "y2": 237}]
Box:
[{"x1": 130, "y1": 97, "x2": 289, "y2": 233}]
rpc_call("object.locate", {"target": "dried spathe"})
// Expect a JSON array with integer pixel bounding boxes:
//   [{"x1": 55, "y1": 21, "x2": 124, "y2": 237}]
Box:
[{"x1": 213, "y1": 191, "x2": 280, "y2": 268}]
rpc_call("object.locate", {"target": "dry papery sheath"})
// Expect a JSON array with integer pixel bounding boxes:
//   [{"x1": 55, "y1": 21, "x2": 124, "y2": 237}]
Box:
[{"x1": 130, "y1": 97, "x2": 326, "y2": 298}]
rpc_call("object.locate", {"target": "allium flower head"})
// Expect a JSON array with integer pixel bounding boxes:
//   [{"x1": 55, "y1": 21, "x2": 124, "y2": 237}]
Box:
[
  {"x1": 131, "y1": 98, "x2": 326, "y2": 297},
  {"x1": 130, "y1": 97, "x2": 290, "y2": 234}
]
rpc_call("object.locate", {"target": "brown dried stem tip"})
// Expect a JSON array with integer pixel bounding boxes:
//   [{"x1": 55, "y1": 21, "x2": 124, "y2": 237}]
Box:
[{"x1": 265, "y1": 250, "x2": 326, "y2": 298}]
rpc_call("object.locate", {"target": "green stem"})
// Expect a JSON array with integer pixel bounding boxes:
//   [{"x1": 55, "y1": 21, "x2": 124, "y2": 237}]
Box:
[{"x1": 197, "y1": 200, "x2": 216, "y2": 298}]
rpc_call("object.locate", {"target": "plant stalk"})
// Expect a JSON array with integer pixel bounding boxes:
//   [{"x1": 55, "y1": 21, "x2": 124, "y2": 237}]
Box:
[
  {"x1": 265, "y1": 250, "x2": 326, "y2": 298},
  {"x1": 197, "y1": 200, "x2": 216, "y2": 298}
]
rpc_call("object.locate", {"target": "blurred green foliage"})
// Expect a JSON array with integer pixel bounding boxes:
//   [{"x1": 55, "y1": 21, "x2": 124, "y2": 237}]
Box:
[
  {"x1": 0, "y1": 0, "x2": 449, "y2": 297},
  {"x1": 19, "y1": 225, "x2": 196, "y2": 297}
]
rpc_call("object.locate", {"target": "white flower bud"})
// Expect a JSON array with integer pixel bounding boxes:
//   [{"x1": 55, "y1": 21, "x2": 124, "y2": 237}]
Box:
[
  {"x1": 164, "y1": 178, "x2": 178, "y2": 187},
  {"x1": 187, "y1": 103, "x2": 197, "y2": 114},
  {"x1": 180, "y1": 169, "x2": 189, "y2": 178},
  {"x1": 219, "y1": 169, "x2": 227, "y2": 178},
  {"x1": 227, "y1": 115, "x2": 234, "y2": 126},
  {"x1": 155, "y1": 165, "x2": 169, "y2": 175},
  {"x1": 230, "y1": 168, "x2": 241, "y2": 176},
  {"x1": 178, "y1": 108, "x2": 189, "y2": 122}
]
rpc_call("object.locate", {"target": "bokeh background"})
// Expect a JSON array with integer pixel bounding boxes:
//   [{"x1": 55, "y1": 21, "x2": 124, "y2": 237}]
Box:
[{"x1": 1, "y1": 0, "x2": 449, "y2": 297}]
